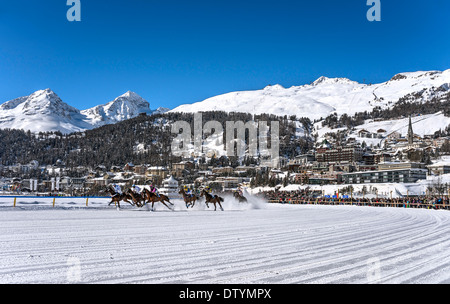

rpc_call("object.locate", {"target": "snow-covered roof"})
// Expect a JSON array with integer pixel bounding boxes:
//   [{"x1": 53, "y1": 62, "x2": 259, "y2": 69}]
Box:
[{"x1": 163, "y1": 175, "x2": 179, "y2": 185}]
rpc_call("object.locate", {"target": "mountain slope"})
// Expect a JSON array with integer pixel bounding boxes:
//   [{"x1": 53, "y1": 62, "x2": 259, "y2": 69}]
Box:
[
  {"x1": 0, "y1": 89, "x2": 92, "y2": 134},
  {"x1": 2, "y1": 69, "x2": 449, "y2": 134},
  {"x1": 0, "y1": 90, "x2": 157, "y2": 134},
  {"x1": 81, "y1": 91, "x2": 153, "y2": 128},
  {"x1": 171, "y1": 69, "x2": 450, "y2": 120}
]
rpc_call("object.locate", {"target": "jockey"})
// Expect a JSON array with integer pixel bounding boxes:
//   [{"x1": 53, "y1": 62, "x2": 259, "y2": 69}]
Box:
[
  {"x1": 150, "y1": 184, "x2": 160, "y2": 197},
  {"x1": 184, "y1": 185, "x2": 193, "y2": 197},
  {"x1": 113, "y1": 184, "x2": 122, "y2": 195},
  {"x1": 204, "y1": 185, "x2": 212, "y2": 193},
  {"x1": 238, "y1": 187, "x2": 243, "y2": 197},
  {"x1": 204, "y1": 185, "x2": 217, "y2": 198},
  {"x1": 132, "y1": 184, "x2": 141, "y2": 194}
]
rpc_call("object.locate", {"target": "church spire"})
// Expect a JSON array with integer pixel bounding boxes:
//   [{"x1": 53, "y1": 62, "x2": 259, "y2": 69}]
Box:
[{"x1": 408, "y1": 115, "x2": 414, "y2": 145}]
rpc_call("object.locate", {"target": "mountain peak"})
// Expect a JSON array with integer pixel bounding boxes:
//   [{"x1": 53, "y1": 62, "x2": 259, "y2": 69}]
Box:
[
  {"x1": 311, "y1": 76, "x2": 357, "y2": 86},
  {"x1": 0, "y1": 89, "x2": 162, "y2": 134},
  {"x1": 0, "y1": 89, "x2": 89, "y2": 134},
  {"x1": 264, "y1": 84, "x2": 285, "y2": 91},
  {"x1": 19, "y1": 89, "x2": 80, "y2": 116},
  {"x1": 120, "y1": 91, "x2": 141, "y2": 99},
  {"x1": 113, "y1": 91, "x2": 148, "y2": 105},
  {"x1": 81, "y1": 91, "x2": 152, "y2": 128},
  {"x1": 170, "y1": 68, "x2": 450, "y2": 120},
  {"x1": 29, "y1": 88, "x2": 57, "y2": 99},
  {"x1": 390, "y1": 70, "x2": 441, "y2": 82}
]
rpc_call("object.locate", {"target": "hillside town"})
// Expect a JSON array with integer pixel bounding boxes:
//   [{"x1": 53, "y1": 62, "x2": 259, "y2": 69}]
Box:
[
  {"x1": 0, "y1": 117, "x2": 450, "y2": 200},
  {"x1": 2, "y1": 114, "x2": 450, "y2": 200}
]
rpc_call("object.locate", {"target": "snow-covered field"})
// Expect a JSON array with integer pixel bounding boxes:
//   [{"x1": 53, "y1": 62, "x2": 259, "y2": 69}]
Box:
[{"x1": 1, "y1": 196, "x2": 450, "y2": 284}]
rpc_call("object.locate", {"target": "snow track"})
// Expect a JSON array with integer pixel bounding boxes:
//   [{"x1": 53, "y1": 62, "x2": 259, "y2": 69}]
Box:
[{"x1": 1, "y1": 200, "x2": 450, "y2": 284}]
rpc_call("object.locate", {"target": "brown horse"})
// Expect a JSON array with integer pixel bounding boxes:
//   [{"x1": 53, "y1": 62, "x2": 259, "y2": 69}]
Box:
[
  {"x1": 106, "y1": 186, "x2": 134, "y2": 208},
  {"x1": 125, "y1": 189, "x2": 145, "y2": 208},
  {"x1": 179, "y1": 188, "x2": 200, "y2": 208},
  {"x1": 142, "y1": 188, "x2": 174, "y2": 211},
  {"x1": 233, "y1": 191, "x2": 248, "y2": 203},
  {"x1": 200, "y1": 189, "x2": 224, "y2": 211}
]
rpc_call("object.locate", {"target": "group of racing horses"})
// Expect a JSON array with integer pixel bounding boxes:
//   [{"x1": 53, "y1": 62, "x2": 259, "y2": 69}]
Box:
[{"x1": 106, "y1": 185, "x2": 247, "y2": 211}]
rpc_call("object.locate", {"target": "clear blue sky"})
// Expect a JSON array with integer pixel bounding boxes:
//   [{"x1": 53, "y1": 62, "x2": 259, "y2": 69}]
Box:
[{"x1": 0, "y1": 0, "x2": 449, "y2": 110}]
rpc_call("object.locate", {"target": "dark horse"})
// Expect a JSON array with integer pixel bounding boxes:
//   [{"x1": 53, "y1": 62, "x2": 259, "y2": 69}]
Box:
[
  {"x1": 106, "y1": 185, "x2": 134, "y2": 208},
  {"x1": 233, "y1": 191, "x2": 248, "y2": 203},
  {"x1": 200, "y1": 189, "x2": 224, "y2": 211},
  {"x1": 125, "y1": 189, "x2": 146, "y2": 208},
  {"x1": 142, "y1": 188, "x2": 174, "y2": 211},
  {"x1": 179, "y1": 188, "x2": 200, "y2": 208}
]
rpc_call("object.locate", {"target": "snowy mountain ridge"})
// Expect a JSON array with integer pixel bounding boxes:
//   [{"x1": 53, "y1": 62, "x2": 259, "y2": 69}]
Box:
[
  {"x1": 1, "y1": 69, "x2": 449, "y2": 134},
  {"x1": 171, "y1": 69, "x2": 450, "y2": 120},
  {"x1": 0, "y1": 89, "x2": 164, "y2": 134},
  {"x1": 81, "y1": 91, "x2": 154, "y2": 128}
]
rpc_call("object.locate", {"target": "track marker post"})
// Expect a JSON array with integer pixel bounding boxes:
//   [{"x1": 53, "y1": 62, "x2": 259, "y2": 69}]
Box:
[
  {"x1": 86, "y1": 197, "x2": 89, "y2": 207},
  {"x1": 13, "y1": 197, "x2": 17, "y2": 208},
  {"x1": 53, "y1": 197, "x2": 56, "y2": 208}
]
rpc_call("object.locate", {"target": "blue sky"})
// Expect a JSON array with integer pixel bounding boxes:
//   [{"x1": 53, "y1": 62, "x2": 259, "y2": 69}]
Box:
[{"x1": 0, "y1": 0, "x2": 449, "y2": 110}]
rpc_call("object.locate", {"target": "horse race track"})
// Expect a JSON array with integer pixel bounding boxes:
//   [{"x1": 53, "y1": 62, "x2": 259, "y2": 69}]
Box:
[{"x1": 1, "y1": 196, "x2": 450, "y2": 284}]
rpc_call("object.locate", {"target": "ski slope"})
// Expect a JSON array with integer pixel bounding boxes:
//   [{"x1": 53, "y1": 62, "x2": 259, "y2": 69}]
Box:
[{"x1": 1, "y1": 197, "x2": 450, "y2": 284}]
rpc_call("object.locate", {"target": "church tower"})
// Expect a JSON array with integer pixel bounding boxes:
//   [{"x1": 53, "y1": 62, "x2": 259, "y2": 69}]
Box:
[{"x1": 408, "y1": 115, "x2": 414, "y2": 146}]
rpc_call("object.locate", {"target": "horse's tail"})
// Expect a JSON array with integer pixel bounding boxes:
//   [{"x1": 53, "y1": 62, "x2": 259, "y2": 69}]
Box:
[{"x1": 219, "y1": 197, "x2": 224, "y2": 202}]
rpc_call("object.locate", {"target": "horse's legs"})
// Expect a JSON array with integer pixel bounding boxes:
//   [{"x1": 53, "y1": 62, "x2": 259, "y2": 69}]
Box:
[
  {"x1": 218, "y1": 202, "x2": 224, "y2": 211},
  {"x1": 166, "y1": 198, "x2": 174, "y2": 206},
  {"x1": 161, "y1": 201, "x2": 173, "y2": 211}
]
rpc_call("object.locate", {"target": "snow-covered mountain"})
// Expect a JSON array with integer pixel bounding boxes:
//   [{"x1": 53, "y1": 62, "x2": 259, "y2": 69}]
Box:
[
  {"x1": 171, "y1": 69, "x2": 450, "y2": 120},
  {"x1": 81, "y1": 91, "x2": 153, "y2": 128},
  {"x1": 2, "y1": 69, "x2": 449, "y2": 134},
  {"x1": 0, "y1": 89, "x2": 92, "y2": 134},
  {"x1": 0, "y1": 90, "x2": 160, "y2": 134}
]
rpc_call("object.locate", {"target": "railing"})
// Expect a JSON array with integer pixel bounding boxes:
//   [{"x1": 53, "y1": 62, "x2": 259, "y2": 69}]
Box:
[
  {"x1": 0, "y1": 196, "x2": 110, "y2": 208},
  {"x1": 267, "y1": 199, "x2": 449, "y2": 210}
]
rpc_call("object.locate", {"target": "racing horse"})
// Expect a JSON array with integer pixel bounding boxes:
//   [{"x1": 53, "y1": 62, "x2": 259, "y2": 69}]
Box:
[
  {"x1": 106, "y1": 185, "x2": 134, "y2": 208},
  {"x1": 125, "y1": 189, "x2": 145, "y2": 208},
  {"x1": 200, "y1": 189, "x2": 224, "y2": 211},
  {"x1": 142, "y1": 188, "x2": 174, "y2": 211},
  {"x1": 179, "y1": 188, "x2": 200, "y2": 208},
  {"x1": 233, "y1": 191, "x2": 248, "y2": 203}
]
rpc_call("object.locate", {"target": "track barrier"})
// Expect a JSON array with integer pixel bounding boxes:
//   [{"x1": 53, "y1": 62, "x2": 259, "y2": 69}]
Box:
[
  {"x1": 0, "y1": 196, "x2": 109, "y2": 208},
  {"x1": 268, "y1": 199, "x2": 450, "y2": 210}
]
